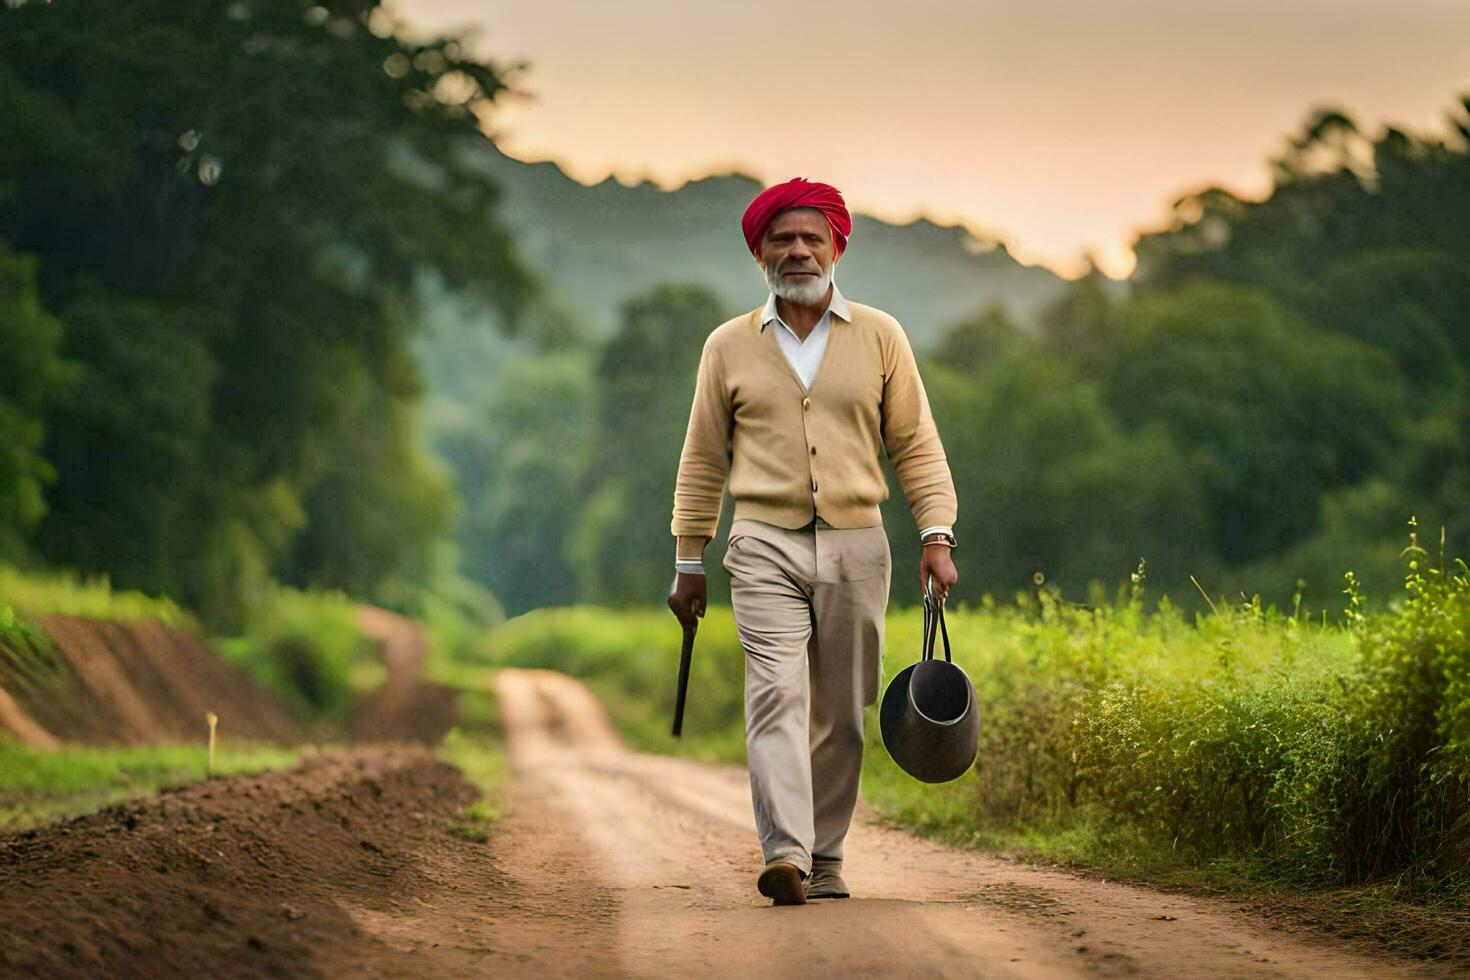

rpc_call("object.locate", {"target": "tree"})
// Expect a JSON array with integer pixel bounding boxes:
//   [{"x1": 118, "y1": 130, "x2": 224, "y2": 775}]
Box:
[
  {"x1": 920, "y1": 330, "x2": 1213, "y2": 605},
  {"x1": 1100, "y1": 282, "x2": 1411, "y2": 564},
  {"x1": 439, "y1": 354, "x2": 596, "y2": 616},
  {"x1": 0, "y1": 0, "x2": 533, "y2": 623},
  {"x1": 574, "y1": 284, "x2": 730, "y2": 605},
  {"x1": 0, "y1": 244, "x2": 70, "y2": 560}
]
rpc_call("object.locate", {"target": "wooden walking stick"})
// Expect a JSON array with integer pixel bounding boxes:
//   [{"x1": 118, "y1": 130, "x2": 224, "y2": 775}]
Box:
[{"x1": 672, "y1": 618, "x2": 697, "y2": 737}]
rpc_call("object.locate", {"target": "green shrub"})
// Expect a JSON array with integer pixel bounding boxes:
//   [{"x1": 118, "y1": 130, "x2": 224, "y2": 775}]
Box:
[
  {"x1": 214, "y1": 585, "x2": 372, "y2": 724},
  {"x1": 487, "y1": 524, "x2": 1470, "y2": 898},
  {"x1": 485, "y1": 605, "x2": 747, "y2": 761},
  {"x1": 0, "y1": 564, "x2": 186, "y2": 623},
  {"x1": 1274, "y1": 520, "x2": 1470, "y2": 887}
]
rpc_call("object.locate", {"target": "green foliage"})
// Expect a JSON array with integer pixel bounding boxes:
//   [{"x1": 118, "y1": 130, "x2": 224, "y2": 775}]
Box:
[
  {"x1": 485, "y1": 606, "x2": 748, "y2": 761},
  {"x1": 439, "y1": 726, "x2": 509, "y2": 830},
  {"x1": 927, "y1": 303, "x2": 1029, "y2": 371},
  {"x1": 434, "y1": 283, "x2": 731, "y2": 615},
  {"x1": 489, "y1": 526, "x2": 1470, "y2": 897},
  {"x1": 577, "y1": 284, "x2": 731, "y2": 606},
  {"x1": 0, "y1": 563, "x2": 186, "y2": 623},
  {"x1": 0, "y1": 739, "x2": 300, "y2": 832},
  {"x1": 414, "y1": 571, "x2": 505, "y2": 673},
  {"x1": 31, "y1": 283, "x2": 225, "y2": 597},
  {"x1": 0, "y1": 601, "x2": 60, "y2": 699},
  {"x1": 283, "y1": 348, "x2": 456, "y2": 602},
  {"x1": 1099, "y1": 281, "x2": 1409, "y2": 565},
  {"x1": 1305, "y1": 248, "x2": 1470, "y2": 409},
  {"x1": 1110, "y1": 98, "x2": 1470, "y2": 611},
  {"x1": 1272, "y1": 518, "x2": 1470, "y2": 885},
  {"x1": 214, "y1": 585, "x2": 373, "y2": 724},
  {"x1": 922, "y1": 343, "x2": 1215, "y2": 604},
  {"x1": 437, "y1": 353, "x2": 597, "y2": 616},
  {"x1": 0, "y1": 243, "x2": 71, "y2": 559},
  {"x1": 0, "y1": 0, "x2": 532, "y2": 625}
]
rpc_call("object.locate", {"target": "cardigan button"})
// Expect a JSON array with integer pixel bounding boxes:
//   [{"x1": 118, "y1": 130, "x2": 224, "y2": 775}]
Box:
[
  {"x1": 810, "y1": 446, "x2": 816, "y2": 455},
  {"x1": 802, "y1": 397, "x2": 811, "y2": 410}
]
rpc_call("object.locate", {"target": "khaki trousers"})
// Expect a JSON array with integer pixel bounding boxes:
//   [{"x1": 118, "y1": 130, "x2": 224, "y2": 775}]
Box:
[{"x1": 721, "y1": 515, "x2": 891, "y2": 876}]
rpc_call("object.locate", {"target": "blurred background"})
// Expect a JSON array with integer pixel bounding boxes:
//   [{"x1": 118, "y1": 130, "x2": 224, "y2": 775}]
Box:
[{"x1": 1, "y1": 0, "x2": 1467, "y2": 630}]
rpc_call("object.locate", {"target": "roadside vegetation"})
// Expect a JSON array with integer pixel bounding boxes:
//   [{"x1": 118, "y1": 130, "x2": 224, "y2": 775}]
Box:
[
  {"x1": 0, "y1": 565, "x2": 186, "y2": 625},
  {"x1": 440, "y1": 722, "x2": 510, "y2": 841},
  {"x1": 0, "y1": 573, "x2": 505, "y2": 837},
  {"x1": 484, "y1": 523, "x2": 1470, "y2": 955},
  {"x1": 0, "y1": 741, "x2": 301, "y2": 833}
]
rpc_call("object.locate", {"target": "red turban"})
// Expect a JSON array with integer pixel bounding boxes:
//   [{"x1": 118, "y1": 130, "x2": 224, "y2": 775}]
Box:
[{"x1": 741, "y1": 178, "x2": 852, "y2": 260}]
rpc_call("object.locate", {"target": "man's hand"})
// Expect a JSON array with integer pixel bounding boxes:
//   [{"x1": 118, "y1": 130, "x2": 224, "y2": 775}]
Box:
[
  {"x1": 668, "y1": 572, "x2": 708, "y2": 628},
  {"x1": 919, "y1": 543, "x2": 958, "y2": 601}
]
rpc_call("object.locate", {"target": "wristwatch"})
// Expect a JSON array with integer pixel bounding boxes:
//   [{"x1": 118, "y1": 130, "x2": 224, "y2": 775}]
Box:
[{"x1": 922, "y1": 530, "x2": 957, "y2": 549}]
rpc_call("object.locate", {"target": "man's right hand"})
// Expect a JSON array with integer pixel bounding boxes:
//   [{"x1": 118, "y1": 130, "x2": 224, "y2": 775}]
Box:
[{"x1": 668, "y1": 572, "x2": 708, "y2": 628}]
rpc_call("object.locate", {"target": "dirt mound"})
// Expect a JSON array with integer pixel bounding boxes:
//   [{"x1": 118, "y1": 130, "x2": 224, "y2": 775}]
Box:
[
  {"x1": 349, "y1": 606, "x2": 459, "y2": 745},
  {"x1": 0, "y1": 745, "x2": 485, "y2": 976},
  {"x1": 350, "y1": 677, "x2": 460, "y2": 744},
  {"x1": 0, "y1": 614, "x2": 300, "y2": 748}
]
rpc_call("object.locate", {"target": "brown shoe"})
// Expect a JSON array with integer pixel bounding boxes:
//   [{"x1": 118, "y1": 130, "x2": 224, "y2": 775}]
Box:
[{"x1": 756, "y1": 861, "x2": 807, "y2": 906}]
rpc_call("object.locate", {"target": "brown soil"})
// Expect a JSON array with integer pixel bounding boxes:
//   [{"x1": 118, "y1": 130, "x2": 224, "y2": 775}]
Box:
[
  {"x1": 0, "y1": 615, "x2": 300, "y2": 748},
  {"x1": 0, "y1": 745, "x2": 488, "y2": 977},
  {"x1": 348, "y1": 606, "x2": 459, "y2": 745},
  {"x1": 480, "y1": 667, "x2": 1454, "y2": 979},
  {"x1": 1, "y1": 642, "x2": 1460, "y2": 976},
  {"x1": 0, "y1": 605, "x2": 459, "y2": 750}
]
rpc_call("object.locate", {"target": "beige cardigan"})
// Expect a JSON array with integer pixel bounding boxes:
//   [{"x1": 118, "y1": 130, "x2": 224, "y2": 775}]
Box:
[{"x1": 671, "y1": 299, "x2": 957, "y2": 559}]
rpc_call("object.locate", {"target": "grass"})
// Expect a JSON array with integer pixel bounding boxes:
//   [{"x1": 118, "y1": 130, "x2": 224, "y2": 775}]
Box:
[
  {"x1": 0, "y1": 566, "x2": 375, "y2": 733},
  {"x1": 0, "y1": 739, "x2": 301, "y2": 833},
  {"x1": 212, "y1": 585, "x2": 376, "y2": 727},
  {"x1": 436, "y1": 676, "x2": 510, "y2": 839},
  {"x1": 0, "y1": 564, "x2": 187, "y2": 624},
  {"x1": 483, "y1": 605, "x2": 749, "y2": 763},
  {"x1": 478, "y1": 529, "x2": 1470, "y2": 958}
]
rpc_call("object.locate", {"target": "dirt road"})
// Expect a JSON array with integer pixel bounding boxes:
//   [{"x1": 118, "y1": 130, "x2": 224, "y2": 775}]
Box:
[
  {"x1": 349, "y1": 605, "x2": 458, "y2": 744},
  {"x1": 489, "y1": 667, "x2": 1444, "y2": 979},
  {"x1": 1, "y1": 667, "x2": 1452, "y2": 977}
]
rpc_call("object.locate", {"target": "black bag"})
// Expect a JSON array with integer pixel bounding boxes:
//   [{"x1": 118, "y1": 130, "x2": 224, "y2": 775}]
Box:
[{"x1": 878, "y1": 586, "x2": 979, "y2": 783}]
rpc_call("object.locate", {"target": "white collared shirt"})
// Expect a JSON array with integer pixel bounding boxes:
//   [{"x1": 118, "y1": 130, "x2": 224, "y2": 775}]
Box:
[{"x1": 760, "y1": 281, "x2": 852, "y2": 390}]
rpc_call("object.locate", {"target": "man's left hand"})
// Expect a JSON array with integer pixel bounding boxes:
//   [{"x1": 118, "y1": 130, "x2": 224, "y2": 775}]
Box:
[{"x1": 919, "y1": 543, "x2": 958, "y2": 602}]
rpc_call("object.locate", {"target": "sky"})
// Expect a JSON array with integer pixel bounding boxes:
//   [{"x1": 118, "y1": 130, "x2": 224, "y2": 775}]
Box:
[{"x1": 388, "y1": 0, "x2": 1470, "y2": 279}]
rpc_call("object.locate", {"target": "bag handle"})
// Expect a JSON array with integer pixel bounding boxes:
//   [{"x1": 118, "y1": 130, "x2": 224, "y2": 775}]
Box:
[{"x1": 922, "y1": 575, "x2": 952, "y2": 664}]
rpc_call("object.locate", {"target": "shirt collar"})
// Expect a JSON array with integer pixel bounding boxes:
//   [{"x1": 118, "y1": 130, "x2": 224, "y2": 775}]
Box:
[{"x1": 760, "y1": 280, "x2": 851, "y2": 333}]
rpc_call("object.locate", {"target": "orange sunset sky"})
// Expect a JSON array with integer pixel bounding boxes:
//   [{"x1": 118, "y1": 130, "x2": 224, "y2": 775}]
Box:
[{"x1": 388, "y1": 0, "x2": 1470, "y2": 279}]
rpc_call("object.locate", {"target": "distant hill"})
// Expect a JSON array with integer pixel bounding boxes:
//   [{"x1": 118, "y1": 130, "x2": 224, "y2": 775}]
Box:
[{"x1": 455, "y1": 140, "x2": 1073, "y2": 349}]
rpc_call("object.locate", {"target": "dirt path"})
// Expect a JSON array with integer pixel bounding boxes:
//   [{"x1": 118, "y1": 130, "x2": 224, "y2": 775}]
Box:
[
  {"x1": 487, "y1": 667, "x2": 1448, "y2": 979},
  {"x1": 349, "y1": 605, "x2": 458, "y2": 744},
  {"x1": 1, "y1": 667, "x2": 1454, "y2": 977}
]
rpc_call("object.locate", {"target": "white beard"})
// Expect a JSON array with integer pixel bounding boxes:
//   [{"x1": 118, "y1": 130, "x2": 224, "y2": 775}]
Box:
[{"x1": 764, "y1": 259, "x2": 835, "y2": 306}]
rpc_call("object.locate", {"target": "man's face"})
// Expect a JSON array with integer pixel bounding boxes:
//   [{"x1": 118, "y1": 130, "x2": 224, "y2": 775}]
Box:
[{"x1": 758, "y1": 208, "x2": 837, "y2": 304}]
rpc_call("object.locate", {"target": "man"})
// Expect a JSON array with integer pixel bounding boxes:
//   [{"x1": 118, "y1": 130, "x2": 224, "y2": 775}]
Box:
[{"x1": 667, "y1": 177, "x2": 959, "y2": 906}]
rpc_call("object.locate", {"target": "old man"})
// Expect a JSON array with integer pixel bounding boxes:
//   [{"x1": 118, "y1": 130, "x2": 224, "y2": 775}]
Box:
[{"x1": 667, "y1": 177, "x2": 959, "y2": 905}]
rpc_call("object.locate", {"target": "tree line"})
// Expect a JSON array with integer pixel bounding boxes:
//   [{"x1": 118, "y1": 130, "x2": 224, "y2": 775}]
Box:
[
  {"x1": 2, "y1": 0, "x2": 1466, "y2": 622},
  {"x1": 0, "y1": 0, "x2": 530, "y2": 626},
  {"x1": 438, "y1": 101, "x2": 1470, "y2": 616}
]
